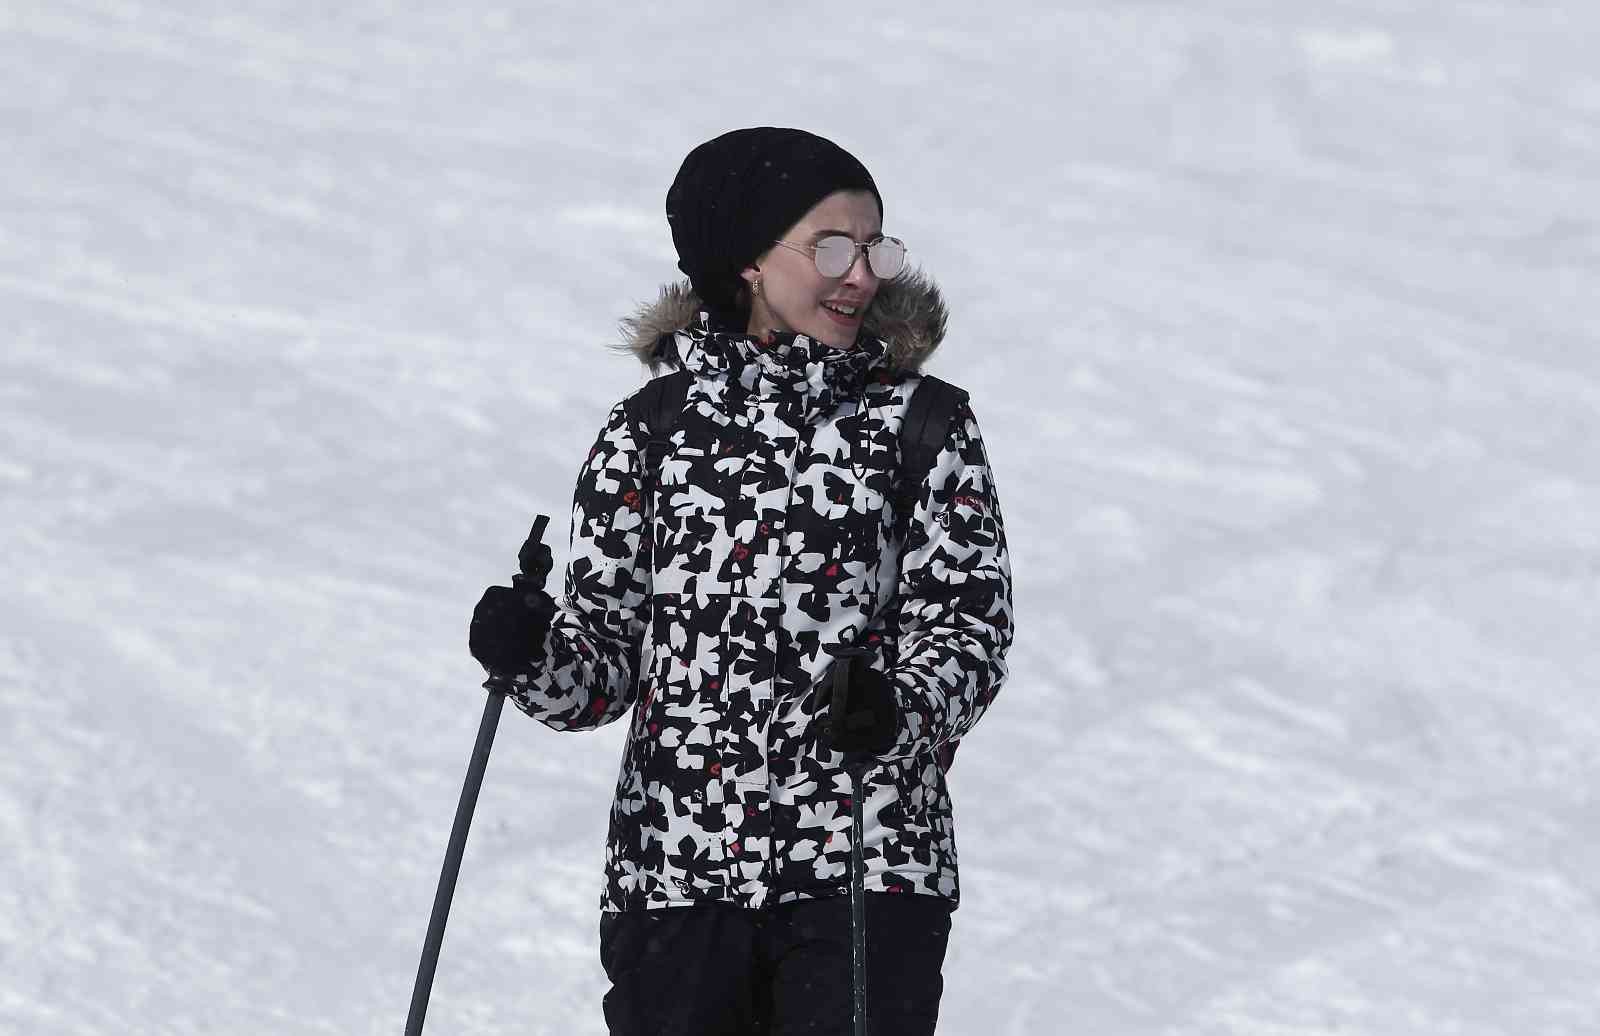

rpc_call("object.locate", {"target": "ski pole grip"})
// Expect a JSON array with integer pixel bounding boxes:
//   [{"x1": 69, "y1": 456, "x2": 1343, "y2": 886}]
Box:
[
  {"x1": 512, "y1": 514, "x2": 552, "y2": 591},
  {"x1": 486, "y1": 514, "x2": 553, "y2": 699},
  {"x1": 823, "y1": 642, "x2": 874, "y2": 746}
]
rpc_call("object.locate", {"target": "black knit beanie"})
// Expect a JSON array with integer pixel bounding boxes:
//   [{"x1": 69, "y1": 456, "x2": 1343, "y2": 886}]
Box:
[{"x1": 666, "y1": 127, "x2": 882, "y2": 320}]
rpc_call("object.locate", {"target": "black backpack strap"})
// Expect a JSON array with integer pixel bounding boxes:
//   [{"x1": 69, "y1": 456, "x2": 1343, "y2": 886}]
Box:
[
  {"x1": 623, "y1": 366, "x2": 692, "y2": 489},
  {"x1": 893, "y1": 374, "x2": 969, "y2": 541},
  {"x1": 891, "y1": 374, "x2": 969, "y2": 774}
]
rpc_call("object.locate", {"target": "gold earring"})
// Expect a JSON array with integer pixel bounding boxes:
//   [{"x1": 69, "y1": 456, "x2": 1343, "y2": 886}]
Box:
[{"x1": 753, "y1": 277, "x2": 763, "y2": 297}]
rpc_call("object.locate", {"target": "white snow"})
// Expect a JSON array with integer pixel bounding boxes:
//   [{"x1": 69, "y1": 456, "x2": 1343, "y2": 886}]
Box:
[{"x1": 4, "y1": 1, "x2": 1598, "y2": 1033}]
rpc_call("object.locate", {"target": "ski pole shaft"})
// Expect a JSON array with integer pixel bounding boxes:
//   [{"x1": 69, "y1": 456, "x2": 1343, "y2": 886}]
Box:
[
  {"x1": 407, "y1": 514, "x2": 550, "y2": 1035},
  {"x1": 406, "y1": 687, "x2": 506, "y2": 1036},
  {"x1": 849, "y1": 763, "x2": 868, "y2": 1036},
  {"x1": 825, "y1": 641, "x2": 875, "y2": 1036}
]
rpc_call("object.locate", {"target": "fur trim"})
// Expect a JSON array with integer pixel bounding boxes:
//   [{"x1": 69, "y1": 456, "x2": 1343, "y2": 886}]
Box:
[{"x1": 613, "y1": 270, "x2": 949, "y2": 374}]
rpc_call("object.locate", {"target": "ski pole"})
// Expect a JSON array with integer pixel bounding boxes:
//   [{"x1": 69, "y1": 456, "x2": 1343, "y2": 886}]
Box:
[
  {"x1": 846, "y1": 758, "x2": 869, "y2": 1036},
  {"x1": 826, "y1": 643, "x2": 875, "y2": 1036},
  {"x1": 406, "y1": 514, "x2": 550, "y2": 1036}
]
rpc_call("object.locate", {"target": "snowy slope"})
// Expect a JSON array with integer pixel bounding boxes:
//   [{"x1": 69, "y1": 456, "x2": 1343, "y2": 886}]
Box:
[{"x1": 4, "y1": 1, "x2": 1598, "y2": 1033}]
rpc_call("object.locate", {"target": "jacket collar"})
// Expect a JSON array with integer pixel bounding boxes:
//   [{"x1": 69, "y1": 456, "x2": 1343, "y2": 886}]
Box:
[
  {"x1": 674, "y1": 312, "x2": 889, "y2": 413},
  {"x1": 616, "y1": 268, "x2": 950, "y2": 378}
]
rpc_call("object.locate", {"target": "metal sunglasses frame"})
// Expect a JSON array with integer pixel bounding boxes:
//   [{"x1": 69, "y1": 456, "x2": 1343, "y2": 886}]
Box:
[{"x1": 769, "y1": 234, "x2": 908, "y2": 279}]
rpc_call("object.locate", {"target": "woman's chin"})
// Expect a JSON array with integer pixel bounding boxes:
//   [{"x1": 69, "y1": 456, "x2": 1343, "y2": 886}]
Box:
[{"x1": 803, "y1": 321, "x2": 859, "y2": 350}]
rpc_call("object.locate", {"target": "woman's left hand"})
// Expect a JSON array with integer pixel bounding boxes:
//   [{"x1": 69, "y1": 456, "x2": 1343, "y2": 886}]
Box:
[{"x1": 822, "y1": 665, "x2": 899, "y2": 756}]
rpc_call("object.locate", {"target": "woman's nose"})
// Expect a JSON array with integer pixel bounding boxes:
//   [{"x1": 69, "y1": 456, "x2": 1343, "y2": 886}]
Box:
[{"x1": 843, "y1": 247, "x2": 878, "y2": 290}]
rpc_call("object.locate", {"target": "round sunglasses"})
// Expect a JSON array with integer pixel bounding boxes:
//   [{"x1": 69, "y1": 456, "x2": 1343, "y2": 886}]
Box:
[{"x1": 770, "y1": 235, "x2": 908, "y2": 279}]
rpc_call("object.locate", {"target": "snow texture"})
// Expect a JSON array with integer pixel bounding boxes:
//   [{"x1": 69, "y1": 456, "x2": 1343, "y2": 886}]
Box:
[{"x1": 3, "y1": 1, "x2": 1598, "y2": 1033}]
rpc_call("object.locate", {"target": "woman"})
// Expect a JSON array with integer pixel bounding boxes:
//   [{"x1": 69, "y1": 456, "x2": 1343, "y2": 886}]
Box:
[{"x1": 470, "y1": 127, "x2": 1014, "y2": 1035}]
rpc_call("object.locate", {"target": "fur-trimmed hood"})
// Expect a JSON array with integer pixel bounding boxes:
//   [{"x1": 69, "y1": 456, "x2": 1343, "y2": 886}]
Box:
[{"x1": 616, "y1": 269, "x2": 949, "y2": 375}]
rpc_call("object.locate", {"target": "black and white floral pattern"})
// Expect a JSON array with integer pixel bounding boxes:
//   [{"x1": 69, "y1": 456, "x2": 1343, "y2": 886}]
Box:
[{"x1": 507, "y1": 281, "x2": 1014, "y2": 913}]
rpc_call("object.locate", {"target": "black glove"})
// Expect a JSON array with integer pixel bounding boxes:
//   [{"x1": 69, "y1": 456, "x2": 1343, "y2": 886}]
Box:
[
  {"x1": 470, "y1": 516, "x2": 559, "y2": 675},
  {"x1": 823, "y1": 664, "x2": 900, "y2": 756},
  {"x1": 469, "y1": 581, "x2": 556, "y2": 674}
]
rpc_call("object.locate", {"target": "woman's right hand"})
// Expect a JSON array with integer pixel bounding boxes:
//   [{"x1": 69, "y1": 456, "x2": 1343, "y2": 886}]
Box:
[{"x1": 469, "y1": 583, "x2": 556, "y2": 675}]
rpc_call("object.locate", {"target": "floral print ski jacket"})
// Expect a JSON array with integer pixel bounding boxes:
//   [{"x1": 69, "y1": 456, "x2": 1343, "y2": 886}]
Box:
[{"x1": 508, "y1": 273, "x2": 1014, "y2": 913}]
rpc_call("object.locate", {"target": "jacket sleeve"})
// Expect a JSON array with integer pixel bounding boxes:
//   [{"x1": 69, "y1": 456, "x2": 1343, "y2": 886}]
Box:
[
  {"x1": 508, "y1": 401, "x2": 652, "y2": 731},
  {"x1": 883, "y1": 399, "x2": 1014, "y2": 760}
]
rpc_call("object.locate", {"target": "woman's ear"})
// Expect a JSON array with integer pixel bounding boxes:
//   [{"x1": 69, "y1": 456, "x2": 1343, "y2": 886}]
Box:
[{"x1": 740, "y1": 263, "x2": 762, "y2": 287}]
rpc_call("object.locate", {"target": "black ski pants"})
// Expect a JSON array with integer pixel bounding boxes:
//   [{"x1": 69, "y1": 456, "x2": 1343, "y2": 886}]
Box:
[{"x1": 598, "y1": 891, "x2": 954, "y2": 1035}]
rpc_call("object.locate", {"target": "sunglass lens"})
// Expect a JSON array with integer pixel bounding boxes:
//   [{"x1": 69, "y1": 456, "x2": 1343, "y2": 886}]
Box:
[
  {"x1": 812, "y1": 236, "x2": 856, "y2": 278},
  {"x1": 867, "y1": 237, "x2": 906, "y2": 278}
]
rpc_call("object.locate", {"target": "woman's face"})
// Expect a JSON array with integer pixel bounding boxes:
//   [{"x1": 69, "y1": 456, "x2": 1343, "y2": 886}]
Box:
[{"x1": 743, "y1": 189, "x2": 882, "y2": 350}]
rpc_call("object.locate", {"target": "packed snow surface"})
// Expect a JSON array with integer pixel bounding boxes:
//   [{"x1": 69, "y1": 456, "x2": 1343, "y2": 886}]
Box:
[{"x1": 4, "y1": 2, "x2": 1598, "y2": 1033}]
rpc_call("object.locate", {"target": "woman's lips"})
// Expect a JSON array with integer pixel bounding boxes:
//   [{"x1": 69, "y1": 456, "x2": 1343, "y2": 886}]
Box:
[{"x1": 821, "y1": 302, "x2": 862, "y2": 325}]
